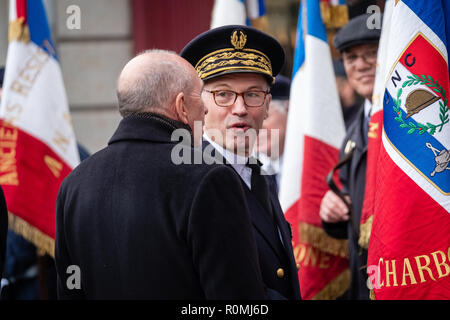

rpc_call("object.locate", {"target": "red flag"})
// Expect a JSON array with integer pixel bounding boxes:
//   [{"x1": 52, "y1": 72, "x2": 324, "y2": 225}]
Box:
[{"x1": 367, "y1": 0, "x2": 450, "y2": 299}]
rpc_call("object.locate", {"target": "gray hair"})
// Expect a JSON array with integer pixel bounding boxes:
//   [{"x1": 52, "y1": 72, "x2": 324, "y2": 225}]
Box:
[{"x1": 117, "y1": 49, "x2": 194, "y2": 117}]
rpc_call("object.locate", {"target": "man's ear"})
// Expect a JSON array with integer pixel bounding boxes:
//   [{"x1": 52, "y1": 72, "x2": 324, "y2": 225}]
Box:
[{"x1": 174, "y1": 92, "x2": 189, "y2": 125}]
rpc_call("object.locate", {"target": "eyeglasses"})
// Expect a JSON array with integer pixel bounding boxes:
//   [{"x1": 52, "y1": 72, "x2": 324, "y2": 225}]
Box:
[
  {"x1": 203, "y1": 89, "x2": 270, "y2": 107},
  {"x1": 342, "y1": 49, "x2": 378, "y2": 66}
]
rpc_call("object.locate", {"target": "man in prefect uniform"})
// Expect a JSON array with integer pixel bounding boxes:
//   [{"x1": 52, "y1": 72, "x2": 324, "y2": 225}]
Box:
[
  {"x1": 55, "y1": 50, "x2": 266, "y2": 299},
  {"x1": 319, "y1": 14, "x2": 381, "y2": 300},
  {"x1": 181, "y1": 25, "x2": 301, "y2": 300}
]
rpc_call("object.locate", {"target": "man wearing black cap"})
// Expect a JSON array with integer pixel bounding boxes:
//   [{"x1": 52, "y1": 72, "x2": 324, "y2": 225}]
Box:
[
  {"x1": 257, "y1": 74, "x2": 291, "y2": 191},
  {"x1": 0, "y1": 67, "x2": 8, "y2": 280},
  {"x1": 319, "y1": 14, "x2": 381, "y2": 300},
  {"x1": 181, "y1": 25, "x2": 301, "y2": 300}
]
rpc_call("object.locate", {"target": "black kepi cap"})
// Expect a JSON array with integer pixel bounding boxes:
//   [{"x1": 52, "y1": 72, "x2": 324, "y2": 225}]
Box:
[
  {"x1": 181, "y1": 25, "x2": 285, "y2": 84},
  {"x1": 270, "y1": 75, "x2": 290, "y2": 100},
  {"x1": 334, "y1": 14, "x2": 382, "y2": 52}
]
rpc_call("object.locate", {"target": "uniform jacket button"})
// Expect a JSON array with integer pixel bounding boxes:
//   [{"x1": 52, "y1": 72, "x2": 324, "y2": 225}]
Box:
[
  {"x1": 276, "y1": 268, "x2": 285, "y2": 278},
  {"x1": 296, "y1": 263, "x2": 300, "y2": 270}
]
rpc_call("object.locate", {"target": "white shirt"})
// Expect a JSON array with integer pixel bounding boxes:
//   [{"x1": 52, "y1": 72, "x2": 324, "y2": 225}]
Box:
[
  {"x1": 203, "y1": 134, "x2": 285, "y2": 246},
  {"x1": 203, "y1": 134, "x2": 252, "y2": 189},
  {"x1": 364, "y1": 99, "x2": 373, "y2": 119},
  {"x1": 258, "y1": 153, "x2": 283, "y2": 190}
]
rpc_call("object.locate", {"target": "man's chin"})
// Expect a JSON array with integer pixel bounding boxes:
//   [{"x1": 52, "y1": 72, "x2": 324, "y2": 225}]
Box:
[{"x1": 357, "y1": 87, "x2": 374, "y2": 100}]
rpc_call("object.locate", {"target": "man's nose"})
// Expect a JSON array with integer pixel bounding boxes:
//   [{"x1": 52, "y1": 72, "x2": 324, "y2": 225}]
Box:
[
  {"x1": 231, "y1": 94, "x2": 248, "y2": 116},
  {"x1": 354, "y1": 56, "x2": 372, "y2": 70}
]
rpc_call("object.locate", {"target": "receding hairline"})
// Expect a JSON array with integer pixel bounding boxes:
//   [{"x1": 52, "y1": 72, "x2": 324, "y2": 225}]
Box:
[
  {"x1": 116, "y1": 49, "x2": 202, "y2": 117},
  {"x1": 118, "y1": 51, "x2": 175, "y2": 85}
]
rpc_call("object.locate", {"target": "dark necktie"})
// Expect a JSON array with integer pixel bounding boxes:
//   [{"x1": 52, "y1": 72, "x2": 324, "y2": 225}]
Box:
[
  {"x1": 363, "y1": 106, "x2": 372, "y2": 146},
  {"x1": 246, "y1": 158, "x2": 273, "y2": 220},
  {"x1": 363, "y1": 115, "x2": 369, "y2": 146}
]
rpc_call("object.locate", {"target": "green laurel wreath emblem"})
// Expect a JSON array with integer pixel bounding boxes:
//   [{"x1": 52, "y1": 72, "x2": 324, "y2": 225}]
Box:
[{"x1": 392, "y1": 74, "x2": 449, "y2": 135}]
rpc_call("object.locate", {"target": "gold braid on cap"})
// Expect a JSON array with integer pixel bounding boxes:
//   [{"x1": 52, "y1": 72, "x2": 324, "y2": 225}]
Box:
[{"x1": 195, "y1": 30, "x2": 273, "y2": 80}]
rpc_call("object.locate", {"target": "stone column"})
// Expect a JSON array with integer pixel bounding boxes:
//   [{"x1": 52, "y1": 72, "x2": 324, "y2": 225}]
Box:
[{"x1": 54, "y1": 0, "x2": 132, "y2": 154}]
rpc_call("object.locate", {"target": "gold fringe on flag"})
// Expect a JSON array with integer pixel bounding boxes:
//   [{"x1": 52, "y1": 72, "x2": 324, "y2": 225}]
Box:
[
  {"x1": 358, "y1": 215, "x2": 373, "y2": 249},
  {"x1": 8, "y1": 212, "x2": 55, "y2": 258},
  {"x1": 9, "y1": 17, "x2": 30, "y2": 43},
  {"x1": 312, "y1": 268, "x2": 351, "y2": 300},
  {"x1": 299, "y1": 222, "x2": 349, "y2": 258},
  {"x1": 320, "y1": 2, "x2": 349, "y2": 29}
]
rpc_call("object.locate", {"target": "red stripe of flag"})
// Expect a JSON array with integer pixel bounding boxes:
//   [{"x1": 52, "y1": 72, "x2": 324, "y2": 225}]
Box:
[
  {"x1": 369, "y1": 146, "x2": 450, "y2": 299},
  {"x1": 0, "y1": 120, "x2": 73, "y2": 238},
  {"x1": 286, "y1": 135, "x2": 349, "y2": 299},
  {"x1": 15, "y1": 0, "x2": 27, "y2": 22},
  {"x1": 399, "y1": 34, "x2": 450, "y2": 95}
]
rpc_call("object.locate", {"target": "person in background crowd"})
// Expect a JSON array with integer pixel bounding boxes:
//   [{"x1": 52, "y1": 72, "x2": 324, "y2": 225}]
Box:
[
  {"x1": 256, "y1": 74, "x2": 290, "y2": 191},
  {"x1": 333, "y1": 60, "x2": 363, "y2": 130},
  {"x1": 319, "y1": 14, "x2": 381, "y2": 300}
]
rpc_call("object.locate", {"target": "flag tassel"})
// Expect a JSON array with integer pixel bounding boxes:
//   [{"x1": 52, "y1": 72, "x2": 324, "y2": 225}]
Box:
[
  {"x1": 9, "y1": 17, "x2": 30, "y2": 43},
  {"x1": 312, "y1": 268, "x2": 350, "y2": 300},
  {"x1": 8, "y1": 212, "x2": 55, "y2": 257},
  {"x1": 299, "y1": 222, "x2": 349, "y2": 258},
  {"x1": 358, "y1": 215, "x2": 373, "y2": 249}
]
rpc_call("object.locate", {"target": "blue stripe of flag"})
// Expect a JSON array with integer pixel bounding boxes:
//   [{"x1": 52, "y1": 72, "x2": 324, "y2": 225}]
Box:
[
  {"x1": 402, "y1": 0, "x2": 450, "y2": 86},
  {"x1": 27, "y1": 0, "x2": 57, "y2": 59},
  {"x1": 442, "y1": 0, "x2": 450, "y2": 78},
  {"x1": 402, "y1": 0, "x2": 448, "y2": 49},
  {"x1": 292, "y1": 1, "x2": 305, "y2": 76},
  {"x1": 292, "y1": 0, "x2": 328, "y2": 77},
  {"x1": 258, "y1": 0, "x2": 266, "y2": 16},
  {"x1": 306, "y1": 0, "x2": 327, "y2": 42}
]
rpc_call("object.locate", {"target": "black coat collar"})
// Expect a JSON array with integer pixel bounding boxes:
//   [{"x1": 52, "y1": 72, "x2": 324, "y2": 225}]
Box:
[{"x1": 109, "y1": 112, "x2": 192, "y2": 145}]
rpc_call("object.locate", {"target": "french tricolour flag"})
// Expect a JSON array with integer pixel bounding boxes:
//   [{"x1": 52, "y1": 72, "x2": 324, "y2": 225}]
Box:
[
  {"x1": 367, "y1": 0, "x2": 450, "y2": 299},
  {"x1": 0, "y1": 0, "x2": 79, "y2": 256},
  {"x1": 279, "y1": 0, "x2": 349, "y2": 299}
]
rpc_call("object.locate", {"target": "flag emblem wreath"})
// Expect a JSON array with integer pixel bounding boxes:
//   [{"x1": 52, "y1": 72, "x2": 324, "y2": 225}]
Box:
[
  {"x1": 384, "y1": 32, "x2": 450, "y2": 196},
  {"x1": 392, "y1": 76, "x2": 448, "y2": 136}
]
